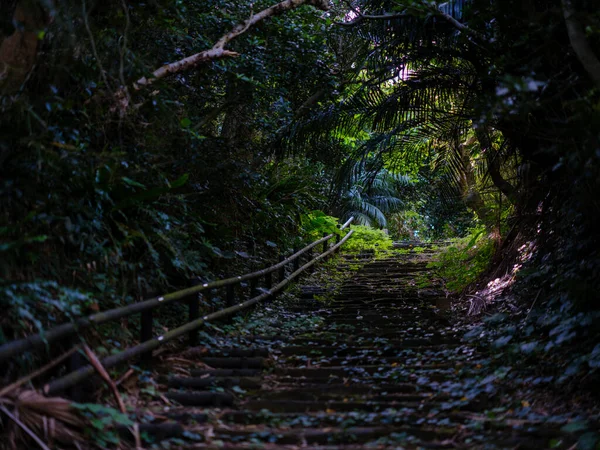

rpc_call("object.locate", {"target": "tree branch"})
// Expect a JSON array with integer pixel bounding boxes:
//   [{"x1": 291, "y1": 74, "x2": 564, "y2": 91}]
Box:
[
  {"x1": 561, "y1": 0, "x2": 600, "y2": 88},
  {"x1": 475, "y1": 127, "x2": 519, "y2": 205},
  {"x1": 430, "y1": 4, "x2": 481, "y2": 39},
  {"x1": 336, "y1": 12, "x2": 408, "y2": 27},
  {"x1": 336, "y1": 0, "x2": 483, "y2": 41},
  {"x1": 114, "y1": 0, "x2": 331, "y2": 111}
]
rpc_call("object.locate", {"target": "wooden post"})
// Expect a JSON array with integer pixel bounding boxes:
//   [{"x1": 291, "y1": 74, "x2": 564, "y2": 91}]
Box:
[
  {"x1": 293, "y1": 247, "x2": 300, "y2": 272},
  {"x1": 265, "y1": 272, "x2": 272, "y2": 290},
  {"x1": 226, "y1": 284, "x2": 235, "y2": 307},
  {"x1": 322, "y1": 232, "x2": 329, "y2": 261},
  {"x1": 250, "y1": 278, "x2": 258, "y2": 298},
  {"x1": 307, "y1": 248, "x2": 315, "y2": 273},
  {"x1": 140, "y1": 309, "x2": 153, "y2": 364},
  {"x1": 278, "y1": 255, "x2": 285, "y2": 283},
  {"x1": 264, "y1": 272, "x2": 273, "y2": 303},
  {"x1": 69, "y1": 340, "x2": 85, "y2": 402},
  {"x1": 188, "y1": 281, "x2": 201, "y2": 347}
]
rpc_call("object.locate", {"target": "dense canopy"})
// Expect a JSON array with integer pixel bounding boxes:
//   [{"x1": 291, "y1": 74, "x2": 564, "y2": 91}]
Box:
[{"x1": 1, "y1": 0, "x2": 599, "y2": 444}]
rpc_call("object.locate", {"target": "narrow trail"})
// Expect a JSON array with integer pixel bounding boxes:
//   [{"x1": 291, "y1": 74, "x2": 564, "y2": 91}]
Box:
[{"x1": 135, "y1": 248, "x2": 577, "y2": 449}]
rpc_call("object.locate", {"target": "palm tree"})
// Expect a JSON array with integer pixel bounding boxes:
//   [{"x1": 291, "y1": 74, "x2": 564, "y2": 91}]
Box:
[
  {"x1": 333, "y1": 164, "x2": 410, "y2": 227},
  {"x1": 287, "y1": 0, "x2": 521, "y2": 230}
]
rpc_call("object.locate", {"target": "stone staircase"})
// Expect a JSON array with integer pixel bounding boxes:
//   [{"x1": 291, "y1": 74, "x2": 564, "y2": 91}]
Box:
[{"x1": 132, "y1": 249, "x2": 578, "y2": 449}]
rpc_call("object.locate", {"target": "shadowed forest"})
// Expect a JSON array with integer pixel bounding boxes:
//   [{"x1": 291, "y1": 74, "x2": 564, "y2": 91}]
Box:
[{"x1": 1, "y1": 0, "x2": 600, "y2": 448}]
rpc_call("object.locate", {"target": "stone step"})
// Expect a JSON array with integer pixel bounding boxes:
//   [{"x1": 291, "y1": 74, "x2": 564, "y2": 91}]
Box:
[
  {"x1": 288, "y1": 338, "x2": 462, "y2": 349},
  {"x1": 278, "y1": 345, "x2": 451, "y2": 357},
  {"x1": 189, "y1": 368, "x2": 263, "y2": 377},
  {"x1": 166, "y1": 376, "x2": 262, "y2": 390},
  {"x1": 165, "y1": 391, "x2": 234, "y2": 407},
  {"x1": 240, "y1": 398, "x2": 461, "y2": 413},
  {"x1": 210, "y1": 425, "x2": 458, "y2": 446},
  {"x1": 254, "y1": 388, "x2": 441, "y2": 403},
  {"x1": 186, "y1": 347, "x2": 270, "y2": 358},
  {"x1": 283, "y1": 355, "x2": 461, "y2": 367},
  {"x1": 198, "y1": 357, "x2": 268, "y2": 369},
  {"x1": 132, "y1": 252, "x2": 581, "y2": 450},
  {"x1": 274, "y1": 364, "x2": 461, "y2": 378}
]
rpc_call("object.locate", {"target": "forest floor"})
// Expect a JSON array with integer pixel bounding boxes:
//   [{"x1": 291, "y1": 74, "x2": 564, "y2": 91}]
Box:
[{"x1": 78, "y1": 247, "x2": 599, "y2": 449}]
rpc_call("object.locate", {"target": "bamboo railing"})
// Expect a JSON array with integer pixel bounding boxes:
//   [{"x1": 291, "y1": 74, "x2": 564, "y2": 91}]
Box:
[{"x1": 0, "y1": 218, "x2": 355, "y2": 395}]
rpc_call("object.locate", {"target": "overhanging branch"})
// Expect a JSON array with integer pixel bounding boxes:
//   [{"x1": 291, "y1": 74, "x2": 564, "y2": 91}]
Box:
[
  {"x1": 336, "y1": 0, "x2": 483, "y2": 40},
  {"x1": 115, "y1": 0, "x2": 331, "y2": 111}
]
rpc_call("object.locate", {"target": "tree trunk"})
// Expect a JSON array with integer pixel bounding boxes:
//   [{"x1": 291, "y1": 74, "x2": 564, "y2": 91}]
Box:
[
  {"x1": 0, "y1": 0, "x2": 47, "y2": 95},
  {"x1": 474, "y1": 127, "x2": 519, "y2": 205},
  {"x1": 458, "y1": 138, "x2": 494, "y2": 228},
  {"x1": 562, "y1": 0, "x2": 600, "y2": 88},
  {"x1": 0, "y1": 0, "x2": 19, "y2": 38}
]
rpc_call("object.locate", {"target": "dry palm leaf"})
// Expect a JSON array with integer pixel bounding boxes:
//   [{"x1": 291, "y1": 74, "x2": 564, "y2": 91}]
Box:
[{"x1": 2, "y1": 390, "x2": 84, "y2": 447}]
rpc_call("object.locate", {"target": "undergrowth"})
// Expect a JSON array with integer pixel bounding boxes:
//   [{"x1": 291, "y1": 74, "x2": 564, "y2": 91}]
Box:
[
  {"x1": 428, "y1": 226, "x2": 496, "y2": 293},
  {"x1": 344, "y1": 225, "x2": 393, "y2": 254}
]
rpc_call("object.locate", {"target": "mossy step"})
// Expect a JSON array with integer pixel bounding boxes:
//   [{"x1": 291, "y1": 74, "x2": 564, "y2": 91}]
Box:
[
  {"x1": 210, "y1": 425, "x2": 457, "y2": 446},
  {"x1": 283, "y1": 355, "x2": 461, "y2": 367},
  {"x1": 189, "y1": 368, "x2": 263, "y2": 377},
  {"x1": 166, "y1": 376, "x2": 262, "y2": 390},
  {"x1": 288, "y1": 338, "x2": 462, "y2": 349},
  {"x1": 320, "y1": 319, "x2": 446, "y2": 329},
  {"x1": 240, "y1": 399, "x2": 451, "y2": 413},
  {"x1": 274, "y1": 364, "x2": 460, "y2": 377},
  {"x1": 254, "y1": 389, "x2": 440, "y2": 403},
  {"x1": 186, "y1": 347, "x2": 270, "y2": 358},
  {"x1": 198, "y1": 357, "x2": 268, "y2": 369},
  {"x1": 267, "y1": 382, "x2": 424, "y2": 393},
  {"x1": 218, "y1": 409, "x2": 463, "y2": 427},
  {"x1": 279, "y1": 345, "x2": 450, "y2": 357},
  {"x1": 166, "y1": 391, "x2": 234, "y2": 407}
]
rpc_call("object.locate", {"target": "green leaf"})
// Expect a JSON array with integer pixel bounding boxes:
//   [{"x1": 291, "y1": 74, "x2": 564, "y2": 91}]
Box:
[
  {"x1": 561, "y1": 421, "x2": 588, "y2": 433},
  {"x1": 122, "y1": 177, "x2": 146, "y2": 189},
  {"x1": 577, "y1": 432, "x2": 599, "y2": 450},
  {"x1": 549, "y1": 439, "x2": 563, "y2": 448},
  {"x1": 180, "y1": 117, "x2": 192, "y2": 128},
  {"x1": 169, "y1": 173, "x2": 189, "y2": 188},
  {"x1": 232, "y1": 385, "x2": 246, "y2": 394}
]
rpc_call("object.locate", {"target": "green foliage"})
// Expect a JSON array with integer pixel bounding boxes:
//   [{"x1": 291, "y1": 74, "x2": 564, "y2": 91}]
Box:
[
  {"x1": 73, "y1": 403, "x2": 133, "y2": 448},
  {"x1": 0, "y1": 0, "x2": 335, "y2": 343},
  {"x1": 0, "y1": 282, "x2": 91, "y2": 343},
  {"x1": 429, "y1": 227, "x2": 496, "y2": 293},
  {"x1": 335, "y1": 165, "x2": 408, "y2": 228},
  {"x1": 343, "y1": 225, "x2": 393, "y2": 253},
  {"x1": 300, "y1": 211, "x2": 341, "y2": 241},
  {"x1": 388, "y1": 210, "x2": 431, "y2": 241}
]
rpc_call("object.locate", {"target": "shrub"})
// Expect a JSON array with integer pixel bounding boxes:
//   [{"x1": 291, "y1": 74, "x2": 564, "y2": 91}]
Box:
[
  {"x1": 300, "y1": 211, "x2": 342, "y2": 242},
  {"x1": 343, "y1": 225, "x2": 393, "y2": 253}
]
